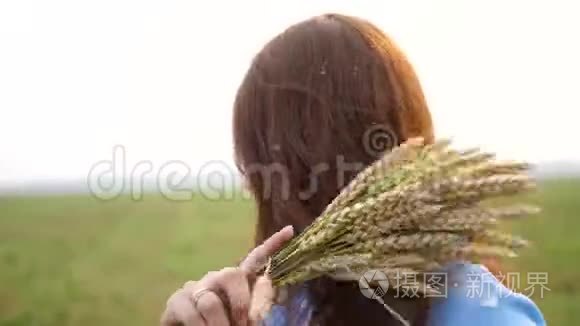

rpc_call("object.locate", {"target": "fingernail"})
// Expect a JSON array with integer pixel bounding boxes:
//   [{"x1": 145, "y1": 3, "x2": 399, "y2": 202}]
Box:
[{"x1": 282, "y1": 225, "x2": 294, "y2": 234}]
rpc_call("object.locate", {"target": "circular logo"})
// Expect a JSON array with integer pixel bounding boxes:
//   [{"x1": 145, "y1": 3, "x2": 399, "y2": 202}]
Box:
[
  {"x1": 358, "y1": 270, "x2": 389, "y2": 299},
  {"x1": 362, "y1": 124, "x2": 397, "y2": 158}
]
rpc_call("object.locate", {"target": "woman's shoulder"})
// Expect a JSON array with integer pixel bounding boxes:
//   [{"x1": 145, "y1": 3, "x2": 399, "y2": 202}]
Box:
[
  {"x1": 263, "y1": 263, "x2": 546, "y2": 326},
  {"x1": 428, "y1": 262, "x2": 546, "y2": 326},
  {"x1": 263, "y1": 288, "x2": 313, "y2": 326}
]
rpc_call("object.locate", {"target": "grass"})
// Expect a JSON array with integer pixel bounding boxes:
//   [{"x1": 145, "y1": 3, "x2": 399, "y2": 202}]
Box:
[
  {"x1": 503, "y1": 179, "x2": 580, "y2": 325},
  {"x1": 0, "y1": 179, "x2": 579, "y2": 325}
]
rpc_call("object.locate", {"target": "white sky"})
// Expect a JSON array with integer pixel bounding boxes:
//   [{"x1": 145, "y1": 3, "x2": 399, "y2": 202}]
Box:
[{"x1": 1, "y1": 0, "x2": 579, "y2": 184}]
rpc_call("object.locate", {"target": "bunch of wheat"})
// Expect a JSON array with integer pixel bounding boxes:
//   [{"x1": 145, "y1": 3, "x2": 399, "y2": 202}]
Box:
[{"x1": 265, "y1": 138, "x2": 538, "y2": 296}]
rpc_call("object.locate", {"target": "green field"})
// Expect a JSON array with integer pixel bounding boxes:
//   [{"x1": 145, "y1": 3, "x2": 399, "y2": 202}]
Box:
[{"x1": 0, "y1": 179, "x2": 579, "y2": 325}]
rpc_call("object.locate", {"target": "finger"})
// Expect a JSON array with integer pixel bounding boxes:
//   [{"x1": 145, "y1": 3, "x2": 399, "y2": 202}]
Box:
[
  {"x1": 198, "y1": 268, "x2": 251, "y2": 326},
  {"x1": 240, "y1": 225, "x2": 294, "y2": 273},
  {"x1": 160, "y1": 305, "x2": 178, "y2": 326},
  {"x1": 195, "y1": 290, "x2": 230, "y2": 326},
  {"x1": 214, "y1": 268, "x2": 251, "y2": 326},
  {"x1": 161, "y1": 289, "x2": 206, "y2": 326},
  {"x1": 183, "y1": 280, "x2": 197, "y2": 291},
  {"x1": 249, "y1": 276, "x2": 275, "y2": 324}
]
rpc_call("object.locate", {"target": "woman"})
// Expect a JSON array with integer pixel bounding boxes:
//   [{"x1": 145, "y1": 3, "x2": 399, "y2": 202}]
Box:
[{"x1": 161, "y1": 14, "x2": 545, "y2": 326}]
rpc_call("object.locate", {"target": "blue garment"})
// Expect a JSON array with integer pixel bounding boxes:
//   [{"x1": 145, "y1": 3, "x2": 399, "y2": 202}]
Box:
[
  {"x1": 263, "y1": 263, "x2": 546, "y2": 326},
  {"x1": 428, "y1": 263, "x2": 546, "y2": 326}
]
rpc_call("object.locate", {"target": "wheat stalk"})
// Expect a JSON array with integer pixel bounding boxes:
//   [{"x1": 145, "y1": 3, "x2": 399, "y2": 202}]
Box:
[{"x1": 262, "y1": 138, "x2": 539, "y2": 324}]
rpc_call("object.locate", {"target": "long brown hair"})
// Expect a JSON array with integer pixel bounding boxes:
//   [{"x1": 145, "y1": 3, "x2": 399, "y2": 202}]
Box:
[{"x1": 233, "y1": 14, "x2": 434, "y2": 326}]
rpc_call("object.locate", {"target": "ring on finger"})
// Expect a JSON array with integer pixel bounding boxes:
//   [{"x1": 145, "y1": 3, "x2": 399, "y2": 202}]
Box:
[{"x1": 191, "y1": 288, "x2": 214, "y2": 309}]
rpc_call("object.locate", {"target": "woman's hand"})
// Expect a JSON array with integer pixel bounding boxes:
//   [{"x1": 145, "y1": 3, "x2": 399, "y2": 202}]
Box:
[{"x1": 160, "y1": 226, "x2": 294, "y2": 326}]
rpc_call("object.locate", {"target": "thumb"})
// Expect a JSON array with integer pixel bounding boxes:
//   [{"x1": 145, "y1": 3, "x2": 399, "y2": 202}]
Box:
[{"x1": 249, "y1": 276, "x2": 276, "y2": 324}]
